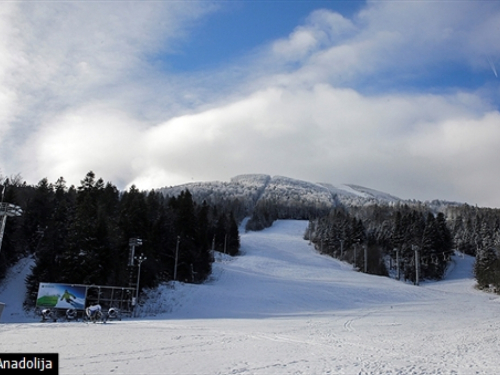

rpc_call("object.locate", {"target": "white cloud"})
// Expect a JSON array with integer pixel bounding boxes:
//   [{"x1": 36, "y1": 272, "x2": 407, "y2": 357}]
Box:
[
  {"x1": 0, "y1": 1, "x2": 216, "y2": 175},
  {"x1": 272, "y1": 10, "x2": 356, "y2": 63},
  {"x1": 0, "y1": 3, "x2": 22, "y2": 140},
  {"x1": 408, "y1": 112, "x2": 500, "y2": 205},
  {"x1": 21, "y1": 104, "x2": 145, "y2": 187},
  {"x1": 2, "y1": 1, "x2": 500, "y2": 207},
  {"x1": 273, "y1": 28, "x2": 319, "y2": 62},
  {"x1": 267, "y1": 2, "x2": 500, "y2": 91},
  {"x1": 130, "y1": 83, "x2": 496, "y2": 206}
]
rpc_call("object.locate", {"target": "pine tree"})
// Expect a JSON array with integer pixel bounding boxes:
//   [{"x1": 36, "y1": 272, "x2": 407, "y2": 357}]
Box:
[
  {"x1": 145, "y1": 190, "x2": 175, "y2": 284},
  {"x1": 475, "y1": 245, "x2": 500, "y2": 290},
  {"x1": 25, "y1": 177, "x2": 74, "y2": 307},
  {"x1": 58, "y1": 172, "x2": 114, "y2": 284}
]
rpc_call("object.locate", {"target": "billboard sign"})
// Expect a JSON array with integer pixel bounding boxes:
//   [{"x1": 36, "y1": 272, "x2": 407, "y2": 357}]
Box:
[{"x1": 36, "y1": 283, "x2": 87, "y2": 310}]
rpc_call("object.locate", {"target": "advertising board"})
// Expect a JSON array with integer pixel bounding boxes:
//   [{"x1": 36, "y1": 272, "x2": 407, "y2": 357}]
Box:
[{"x1": 36, "y1": 283, "x2": 87, "y2": 310}]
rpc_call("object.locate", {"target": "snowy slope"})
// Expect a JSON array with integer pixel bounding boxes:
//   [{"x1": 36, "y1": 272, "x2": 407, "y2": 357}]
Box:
[
  {"x1": 0, "y1": 256, "x2": 35, "y2": 322},
  {"x1": 137, "y1": 220, "x2": 430, "y2": 319},
  {"x1": 1, "y1": 220, "x2": 500, "y2": 375}
]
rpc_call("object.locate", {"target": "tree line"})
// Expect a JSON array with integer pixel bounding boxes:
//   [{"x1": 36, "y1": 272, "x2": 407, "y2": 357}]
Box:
[
  {"x1": 307, "y1": 202, "x2": 500, "y2": 290},
  {"x1": 445, "y1": 204, "x2": 500, "y2": 292},
  {"x1": 0, "y1": 172, "x2": 240, "y2": 308},
  {"x1": 3, "y1": 170, "x2": 500, "y2": 302}
]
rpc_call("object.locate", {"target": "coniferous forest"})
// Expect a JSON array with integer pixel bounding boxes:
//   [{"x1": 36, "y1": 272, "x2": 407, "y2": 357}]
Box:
[
  {"x1": 0, "y1": 172, "x2": 240, "y2": 308},
  {"x1": 2, "y1": 170, "x2": 500, "y2": 309},
  {"x1": 306, "y1": 202, "x2": 500, "y2": 291}
]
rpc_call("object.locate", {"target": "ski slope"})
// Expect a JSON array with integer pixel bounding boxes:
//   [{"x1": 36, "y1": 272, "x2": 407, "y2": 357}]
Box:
[{"x1": 1, "y1": 220, "x2": 500, "y2": 374}]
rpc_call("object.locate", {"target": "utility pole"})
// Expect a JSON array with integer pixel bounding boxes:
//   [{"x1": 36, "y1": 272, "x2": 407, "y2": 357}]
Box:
[
  {"x1": 395, "y1": 248, "x2": 400, "y2": 280},
  {"x1": 364, "y1": 244, "x2": 368, "y2": 273},
  {"x1": 174, "y1": 236, "x2": 180, "y2": 281},
  {"x1": 211, "y1": 235, "x2": 215, "y2": 262},
  {"x1": 353, "y1": 239, "x2": 360, "y2": 270},
  {"x1": 190, "y1": 264, "x2": 196, "y2": 283},
  {"x1": 414, "y1": 246, "x2": 420, "y2": 286}
]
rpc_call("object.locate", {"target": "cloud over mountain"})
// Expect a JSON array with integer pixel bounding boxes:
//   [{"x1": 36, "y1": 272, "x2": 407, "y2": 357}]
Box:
[{"x1": 1, "y1": 2, "x2": 500, "y2": 207}]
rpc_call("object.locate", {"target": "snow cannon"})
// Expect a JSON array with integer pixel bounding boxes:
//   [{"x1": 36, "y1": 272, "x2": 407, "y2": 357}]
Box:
[
  {"x1": 40, "y1": 308, "x2": 57, "y2": 322},
  {"x1": 65, "y1": 308, "x2": 78, "y2": 321},
  {"x1": 107, "y1": 307, "x2": 121, "y2": 321},
  {"x1": 85, "y1": 304, "x2": 105, "y2": 323}
]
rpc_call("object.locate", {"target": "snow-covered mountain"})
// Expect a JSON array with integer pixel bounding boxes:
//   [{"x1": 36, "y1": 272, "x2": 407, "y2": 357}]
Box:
[
  {"x1": 159, "y1": 174, "x2": 404, "y2": 216},
  {"x1": 318, "y1": 182, "x2": 401, "y2": 204}
]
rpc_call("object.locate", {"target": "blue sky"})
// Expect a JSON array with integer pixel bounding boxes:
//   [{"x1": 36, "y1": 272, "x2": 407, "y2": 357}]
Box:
[
  {"x1": 164, "y1": 1, "x2": 365, "y2": 72},
  {"x1": 1, "y1": 1, "x2": 500, "y2": 206},
  {"x1": 162, "y1": 1, "x2": 499, "y2": 100}
]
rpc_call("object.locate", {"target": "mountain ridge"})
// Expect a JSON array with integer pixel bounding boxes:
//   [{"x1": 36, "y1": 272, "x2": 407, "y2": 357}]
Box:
[
  {"x1": 159, "y1": 173, "x2": 403, "y2": 205},
  {"x1": 159, "y1": 174, "x2": 463, "y2": 227}
]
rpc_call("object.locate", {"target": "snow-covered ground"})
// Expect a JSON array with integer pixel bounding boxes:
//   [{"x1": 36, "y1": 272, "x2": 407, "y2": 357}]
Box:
[
  {"x1": 1, "y1": 220, "x2": 500, "y2": 374},
  {"x1": 0, "y1": 255, "x2": 35, "y2": 322}
]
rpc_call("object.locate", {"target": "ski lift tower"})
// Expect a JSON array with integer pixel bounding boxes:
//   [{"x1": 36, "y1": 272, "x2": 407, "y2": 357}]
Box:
[{"x1": 0, "y1": 202, "x2": 23, "y2": 255}]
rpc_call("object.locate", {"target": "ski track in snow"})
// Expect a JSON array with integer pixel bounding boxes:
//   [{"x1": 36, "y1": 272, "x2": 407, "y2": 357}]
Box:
[{"x1": 1, "y1": 220, "x2": 500, "y2": 374}]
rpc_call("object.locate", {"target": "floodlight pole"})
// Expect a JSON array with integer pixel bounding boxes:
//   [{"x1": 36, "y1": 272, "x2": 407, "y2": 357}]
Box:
[
  {"x1": 129, "y1": 238, "x2": 142, "y2": 266},
  {"x1": 211, "y1": 235, "x2": 215, "y2": 262},
  {"x1": 395, "y1": 248, "x2": 400, "y2": 280},
  {"x1": 364, "y1": 244, "x2": 368, "y2": 273},
  {"x1": 413, "y1": 245, "x2": 420, "y2": 286},
  {"x1": 174, "y1": 236, "x2": 180, "y2": 281},
  {"x1": 135, "y1": 253, "x2": 147, "y2": 304},
  {"x1": 353, "y1": 239, "x2": 360, "y2": 270},
  {"x1": 128, "y1": 238, "x2": 142, "y2": 289}
]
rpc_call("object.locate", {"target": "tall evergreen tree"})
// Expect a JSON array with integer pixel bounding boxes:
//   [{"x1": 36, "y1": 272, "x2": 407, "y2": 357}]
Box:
[{"x1": 58, "y1": 172, "x2": 113, "y2": 284}]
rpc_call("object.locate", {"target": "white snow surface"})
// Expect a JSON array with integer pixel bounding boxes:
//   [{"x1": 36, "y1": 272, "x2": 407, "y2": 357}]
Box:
[
  {"x1": 1, "y1": 220, "x2": 500, "y2": 374},
  {"x1": 0, "y1": 256, "x2": 34, "y2": 322}
]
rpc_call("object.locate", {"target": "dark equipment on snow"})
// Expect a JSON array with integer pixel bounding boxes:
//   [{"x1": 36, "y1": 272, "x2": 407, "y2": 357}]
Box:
[
  {"x1": 65, "y1": 308, "x2": 78, "y2": 321},
  {"x1": 107, "y1": 307, "x2": 122, "y2": 321},
  {"x1": 40, "y1": 308, "x2": 57, "y2": 322},
  {"x1": 85, "y1": 304, "x2": 107, "y2": 323}
]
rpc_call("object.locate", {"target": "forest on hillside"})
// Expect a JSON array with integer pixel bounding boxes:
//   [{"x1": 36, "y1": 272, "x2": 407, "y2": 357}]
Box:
[
  {"x1": 2, "y1": 170, "x2": 500, "y2": 309},
  {"x1": 0, "y1": 172, "x2": 240, "y2": 308},
  {"x1": 306, "y1": 202, "x2": 500, "y2": 290}
]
